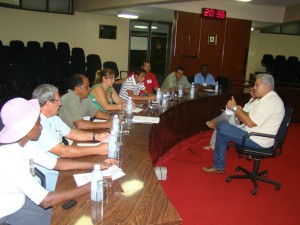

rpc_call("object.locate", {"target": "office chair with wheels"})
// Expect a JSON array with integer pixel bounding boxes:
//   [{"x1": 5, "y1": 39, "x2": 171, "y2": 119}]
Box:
[{"x1": 226, "y1": 107, "x2": 293, "y2": 195}]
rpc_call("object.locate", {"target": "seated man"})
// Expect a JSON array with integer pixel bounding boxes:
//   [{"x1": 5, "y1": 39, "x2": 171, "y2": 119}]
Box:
[
  {"x1": 161, "y1": 65, "x2": 191, "y2": 92},
  {"x1": 31, "y1": 84, "x2": 110, "y2": 191},
  {"x1": 194, "y1": 64, "x2": 215, "y2": 90},
  {"x1": 203, "y1": 74, "x2": 284, "y2": 174},
  {"x1": 58, "y1": 73, "x2": 112, "y2": 130},
  {"x1": 0, "y1": 98, "x2": 115, "y2": 225},
  {"x1": 128, "y1": 60, "x2": 160, "y2": 95},
  {"x1": 119, "y1": 68, "x2": 156, "y2": 101},
  {"x1": 203, "y1": 88, "x2": 257, "y2": 150}
]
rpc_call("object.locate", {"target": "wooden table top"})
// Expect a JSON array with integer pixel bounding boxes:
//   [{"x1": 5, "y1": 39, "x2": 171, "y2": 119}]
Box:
[{"x1": 51, "y1": 123, "x2": 182, "y2": 225}]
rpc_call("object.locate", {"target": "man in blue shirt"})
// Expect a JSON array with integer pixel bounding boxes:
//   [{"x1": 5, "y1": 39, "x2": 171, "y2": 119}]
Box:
[{"x1": 194, "y1": 64, "x2": 216, "y2": 90}]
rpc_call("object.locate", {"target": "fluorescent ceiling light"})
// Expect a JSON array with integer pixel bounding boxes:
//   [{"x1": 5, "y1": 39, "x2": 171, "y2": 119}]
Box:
[
  {"x1": 134, "y1": 26, "x2": 158, "y2": 29},
  {"x1": 236, "y1": 0, "x2": 252, "y2": 2},
  {"x1": 134, "y1": 25, "x2": 148, "y2": 29},
  {"x1": 118, "y1": 13, "x2": 138, "y2": 19}
]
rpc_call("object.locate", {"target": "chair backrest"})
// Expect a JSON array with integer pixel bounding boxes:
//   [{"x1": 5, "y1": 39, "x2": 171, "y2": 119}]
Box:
[
  {"x1": 216, "y1": 76, "x2": 231, "y2": 89},
  {"x1": 275, "y1": 106, "x2": 293, "y2": 154},
  {"x1": 103, "y1": 61, "x2": 119, "y2": 77}
]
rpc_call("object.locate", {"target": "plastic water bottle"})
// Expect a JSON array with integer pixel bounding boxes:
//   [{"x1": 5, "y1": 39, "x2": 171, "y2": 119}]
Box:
[
  {"x1": 108, "y1": 131, "x2": 119, "y2": 159},
  {"x1": 178, "y1": 85, "x2": 183, "y2": 97},
  {"x1": 112, "y1": 114, "x2": 120, "y2": 136},
  {"x1": 156, "y1": 88, "x2": 161, "y2": 103},
  {"x1": 190, "y1": 83, "x2": 195, "y2": 98},
  {"x1": 91, "y1": 164, "x2": 103, "y2": 202},
  {"x1": 127, "y1": 97, "x2": 133, "y2": 115},
  {"x1": 162, "y1": 93, "x2": 168, "y2": 108},
  {"x1": 215, "y1": 81, "x2": 219, "y2": 93}
]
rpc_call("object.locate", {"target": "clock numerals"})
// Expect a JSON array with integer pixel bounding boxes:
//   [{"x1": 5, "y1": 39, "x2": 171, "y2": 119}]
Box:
[{"x1": 202, "y1": 8, "x2": 226, "y2": 20}]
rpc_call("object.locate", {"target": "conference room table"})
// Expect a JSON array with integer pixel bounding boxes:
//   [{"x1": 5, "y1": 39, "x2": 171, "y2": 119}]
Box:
[{"x1": 51, "y1": 86, "x2": 299, "y2": 225}]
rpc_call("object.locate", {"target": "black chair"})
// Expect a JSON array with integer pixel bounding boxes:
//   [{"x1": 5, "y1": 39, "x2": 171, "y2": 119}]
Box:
[
  {"x1": 56, "y1": 42, "x2": 71, "y2": 73},
  {"x1": 216, "y1": 76, "x2": 231, "y2": 89},
  {"x1": 68, "y1": 47, "x2": 86, "y2": 76},
  {"x1": 226, "y1": 107, "x2": 293, "y2": 195},
  {"x1": 42, "y1": 41, "x2": 56, "y2": 63},
  {"x1": 86, "y1": 54, "x2": 102, "y2": 83},
  {"x1": 103, "y1": 61, "x2": 127, "y2": 80},
  {"x1": 261, "y1": 54, "x2": 274, "y2": 73},
  {"x1": 187, "y1": 75, "x2": 194, "y2": 84}
]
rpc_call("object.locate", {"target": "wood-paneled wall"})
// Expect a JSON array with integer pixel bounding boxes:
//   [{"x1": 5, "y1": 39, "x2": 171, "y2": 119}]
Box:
[{"x1": 170, "y1": 11, "x2": 251, "y2": 82}]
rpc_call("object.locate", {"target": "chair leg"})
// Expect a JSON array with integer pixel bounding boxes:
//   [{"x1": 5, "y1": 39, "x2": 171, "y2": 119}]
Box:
[{"x1": 226, "y1": 158, "x2": 281, "y2": 195}]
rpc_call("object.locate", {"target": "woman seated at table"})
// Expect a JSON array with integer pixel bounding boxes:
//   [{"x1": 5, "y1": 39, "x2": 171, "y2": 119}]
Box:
[
  {"x1": 119, "y1": 68, "x2": 156, "y2": 101},
  {"x1": 89, "y1": 68, "x2": 123, "y2": 111},
  {"x1": 203, "y1": 88, "x2": 257, "y2": 150}
]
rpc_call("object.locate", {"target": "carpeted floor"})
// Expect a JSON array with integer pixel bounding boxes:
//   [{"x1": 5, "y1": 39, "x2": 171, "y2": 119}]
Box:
[{"x1": 157, "y1": 123, "x2": 300, "y2": 225}]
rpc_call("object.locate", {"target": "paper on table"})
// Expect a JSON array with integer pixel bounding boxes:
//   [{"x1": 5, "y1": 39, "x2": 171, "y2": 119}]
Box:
[
  {"x1": 132, "y1": 108, "x2": 143, "y2": 113},
  {"x1": 73, "y1": 166, "x2": 125, "y2": 187},
  {"x1": 225, "y1": 107, "x2": 234, "y2": 115},
  {"x1": 203, "y1": 89, "x2": 215, "y2": 92},
  {"x1": 132, "y1": 116, "x2": 160, "y2": 124},
  {"x1": 93, "y1": 119, "x2": 107, "y2": 122}
]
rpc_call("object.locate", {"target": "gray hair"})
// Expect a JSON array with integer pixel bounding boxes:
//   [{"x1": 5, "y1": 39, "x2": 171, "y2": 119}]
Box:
[
  {"x1": 256, "y1": 73, "x2": 274, "y2": 91},
  {"x1": 32, "y1": 84, "x2": 59, "y2": 106}
]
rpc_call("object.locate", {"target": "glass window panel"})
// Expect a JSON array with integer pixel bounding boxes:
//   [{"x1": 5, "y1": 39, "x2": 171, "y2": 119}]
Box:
[
  {"x1": 22, "y1": 0, "x2": 46, "y2": 11},
  {"x1": 49, "y1": 0, "x2": 72, "y2": 13}
]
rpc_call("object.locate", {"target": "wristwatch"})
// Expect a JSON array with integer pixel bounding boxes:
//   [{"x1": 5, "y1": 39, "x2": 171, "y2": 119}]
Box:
[{"x1": 232, "y1": 106, "x2": 237, "y2": 111}]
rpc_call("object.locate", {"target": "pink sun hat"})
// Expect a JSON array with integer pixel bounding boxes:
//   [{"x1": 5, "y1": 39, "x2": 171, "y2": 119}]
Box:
[{"x1": 0, "y1": 98, "x2": 40, "y2": 143}]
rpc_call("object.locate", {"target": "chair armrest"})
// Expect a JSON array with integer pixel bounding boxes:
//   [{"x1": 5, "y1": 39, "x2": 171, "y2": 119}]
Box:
[
  {"x1": 241, "y1": 132, "x2": 278, "y2": 147},
  {"x1": 34, "y1": 167, "x2": 46, "y2": 188}
]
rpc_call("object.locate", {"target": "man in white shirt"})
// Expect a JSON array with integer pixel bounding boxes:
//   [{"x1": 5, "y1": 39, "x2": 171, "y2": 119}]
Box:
[
  {"x1": 31, "y1": 84, "x2": 110, "y2": 191},
  {"x1": 203, "y1": 74, "x2": 284, "y2": 174},
  {"x1": 0, "y1": 98, "x2": 115, "y2": 225}
]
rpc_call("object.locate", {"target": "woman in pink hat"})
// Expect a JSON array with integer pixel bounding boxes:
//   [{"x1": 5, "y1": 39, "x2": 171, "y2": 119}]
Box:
[{"x1": 0, "y1": 98, "x2": 116, "y2": 225}]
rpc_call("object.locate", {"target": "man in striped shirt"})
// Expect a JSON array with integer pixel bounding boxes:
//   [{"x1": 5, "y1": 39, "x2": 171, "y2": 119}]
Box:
[{"x1": 119, "y1": 68, "x2": 156, "y2": 101}]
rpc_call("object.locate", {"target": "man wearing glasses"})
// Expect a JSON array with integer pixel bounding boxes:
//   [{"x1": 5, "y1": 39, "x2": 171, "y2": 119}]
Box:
[
  {"x1": 31, "y1": 83, "x2": 111, "y2": 191},
  {"x1": 58, "y1": 73, "x2": 112, "y2": 130}
]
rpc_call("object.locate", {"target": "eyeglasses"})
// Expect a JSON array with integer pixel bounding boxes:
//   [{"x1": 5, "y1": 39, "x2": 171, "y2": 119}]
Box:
[
  {"x1": 80, "y1": 85, "x2": 90, "y2": 90},
  {"x1": 49, "y1": 99, "x2": 61, "y2": 103}
]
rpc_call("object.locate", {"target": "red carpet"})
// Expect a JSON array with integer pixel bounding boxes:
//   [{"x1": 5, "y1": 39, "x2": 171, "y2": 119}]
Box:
[{"x1": 156, "y1": 123, "x2": 300, "y2": 225}]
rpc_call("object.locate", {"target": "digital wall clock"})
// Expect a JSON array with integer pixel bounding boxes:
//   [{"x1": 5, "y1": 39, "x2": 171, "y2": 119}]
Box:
[{"x1": 202, "y1": 7, "x2": 227, "y2": 20}]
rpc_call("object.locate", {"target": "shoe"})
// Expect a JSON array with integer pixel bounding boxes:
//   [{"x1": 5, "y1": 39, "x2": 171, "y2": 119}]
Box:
[
  {"x1": 202, "y1": 166, "x2": 225, "y2": 174},
  {"x1": 202, "y1": 145, "x2": 215, "y2": 150}
]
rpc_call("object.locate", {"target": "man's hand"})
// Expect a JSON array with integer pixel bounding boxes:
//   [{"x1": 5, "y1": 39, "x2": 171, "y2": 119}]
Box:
[
  {"x1": 100, "y1": 158, "x2": 118, "y2": 169},
  {"x1": 96, "y1": 132, "x2": 110, "y2": 142},
  {"x1": 96, "y1": 143, "x2": 108, "y2": 155},
  {"x1": 227, "y1": 96, "x2": 237, "y2": 110}
]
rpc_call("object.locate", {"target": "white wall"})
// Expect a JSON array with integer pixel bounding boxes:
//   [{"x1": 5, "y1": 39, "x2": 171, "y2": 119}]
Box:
[
  {"x1": 0, "y1": 7, "x2": 130, "y2": 72},
  {"x1": 246, "y1": 30, "x2": 300, "y2": 79}
]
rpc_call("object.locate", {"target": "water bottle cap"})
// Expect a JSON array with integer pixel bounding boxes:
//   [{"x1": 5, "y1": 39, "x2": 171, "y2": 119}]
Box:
[{"x1": 94, "y1": 164, "x2": 100, "y2": 170}]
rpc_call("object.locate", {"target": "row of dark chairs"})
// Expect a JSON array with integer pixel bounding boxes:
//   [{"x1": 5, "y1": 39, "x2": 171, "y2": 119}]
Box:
[
  {"x1": 0, "y1": 40, "x2": 129, "y2": 108},
  {"x1": 261, "y1": 54, "x2": 300, "y2": 83}
]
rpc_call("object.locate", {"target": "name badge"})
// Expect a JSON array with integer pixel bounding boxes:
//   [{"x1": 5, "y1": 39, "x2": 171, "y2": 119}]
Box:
[{"x1": 147, "y1": 79, "x2": 152, "y2": 84}]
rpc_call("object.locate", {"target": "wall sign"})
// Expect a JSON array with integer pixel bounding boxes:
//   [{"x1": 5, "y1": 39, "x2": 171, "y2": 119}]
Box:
[{"x1": 202, "y1": 8, "x2": 226, "y2": 20}]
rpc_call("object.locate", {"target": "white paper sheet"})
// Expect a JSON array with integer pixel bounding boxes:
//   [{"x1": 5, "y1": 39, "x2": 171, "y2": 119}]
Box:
[
  {"x1": 73, "y1": 166, "x2": 125, "y2": 187},
  {"x1": 132, "y1": 116, "x2": 160, "y2": 124}
]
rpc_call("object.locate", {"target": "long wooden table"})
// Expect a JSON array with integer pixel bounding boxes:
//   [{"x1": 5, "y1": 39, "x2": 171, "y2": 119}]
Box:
[{"x1": 51, "y1": 87, "x2": 300, "y2": 225}]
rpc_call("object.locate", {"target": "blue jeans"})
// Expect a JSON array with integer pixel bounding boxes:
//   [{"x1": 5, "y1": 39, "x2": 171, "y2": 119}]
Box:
[{"x1": 214, "y1": 121, "x2": 262, "y2": 170}]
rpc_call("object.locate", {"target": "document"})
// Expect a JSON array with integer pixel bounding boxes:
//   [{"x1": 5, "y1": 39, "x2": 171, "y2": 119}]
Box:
[
  {"x1": 73, "y1": 165, "x2": 125, "y2": 187},
  {"x1": 132, "y1": 108, "x2": 143, "y2": 113},
  {"x1": 225, "y1": 107, "x2": 234, "y2": 115},
  {"x1": 132, "y1": 116, "x2": 160, "y2": 124}
]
